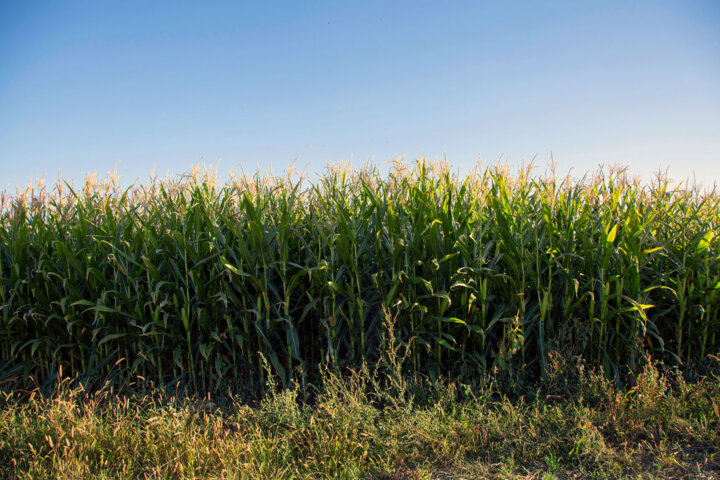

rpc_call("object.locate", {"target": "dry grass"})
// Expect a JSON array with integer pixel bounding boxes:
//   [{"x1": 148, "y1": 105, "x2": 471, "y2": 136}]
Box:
[{"x1": 1, "y1": 355, "x2": 719, "y2": 479}]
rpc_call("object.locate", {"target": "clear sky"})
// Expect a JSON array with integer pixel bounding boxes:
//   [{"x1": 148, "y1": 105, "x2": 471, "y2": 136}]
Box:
[{"x1": 2, "y1": 1, "x2": 719, "y2": 190}]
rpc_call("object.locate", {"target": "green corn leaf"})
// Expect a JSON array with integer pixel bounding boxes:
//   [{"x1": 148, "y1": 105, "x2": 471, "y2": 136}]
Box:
[
  {"x1": 698, "y1": 231, "x2": 714, "y2": 252},
  {"x1": 606, "y1": 224, "x2": 617, "y2": 244},
  {"x1": 433, "y1": 316, "x2": 467, "y2": 326},
  {"x1": 98, "y1": 333, "x2": 126, "y2": 347}
]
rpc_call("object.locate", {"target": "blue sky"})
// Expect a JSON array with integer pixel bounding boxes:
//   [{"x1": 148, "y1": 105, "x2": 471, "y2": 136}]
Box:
[{"x1": 2, "y1": 1, "x2": 719, "y2": 190}]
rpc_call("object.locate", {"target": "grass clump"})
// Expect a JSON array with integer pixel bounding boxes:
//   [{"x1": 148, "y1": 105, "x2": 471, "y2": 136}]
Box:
[{"x1": 1, "y1": 355, "x2": 718, "y2": 479}]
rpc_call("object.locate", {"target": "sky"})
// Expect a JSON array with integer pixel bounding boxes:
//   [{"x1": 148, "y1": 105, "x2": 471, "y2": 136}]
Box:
[{"x1": 1, "y1": 0, "x2": 719, "y2": 191}]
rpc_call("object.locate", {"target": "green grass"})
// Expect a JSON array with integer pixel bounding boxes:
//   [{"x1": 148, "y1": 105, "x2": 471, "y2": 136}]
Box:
[
  {"x1": 1, "y1": 160, "x2": 719, "y2": 396},
  {"x1": 1, "y1": 353, "x2": 719, "y2": 479}
]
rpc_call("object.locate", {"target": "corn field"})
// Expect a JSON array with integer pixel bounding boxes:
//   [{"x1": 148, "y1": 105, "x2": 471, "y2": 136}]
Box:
[{"x1": 1, "y1": 160, "x2": 718, "y2": 394}]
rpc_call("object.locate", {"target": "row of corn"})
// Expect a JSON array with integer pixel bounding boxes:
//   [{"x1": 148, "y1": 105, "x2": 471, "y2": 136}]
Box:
[{"x1": 1, "y1": 160, "x2": 718, "y2": 394}]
